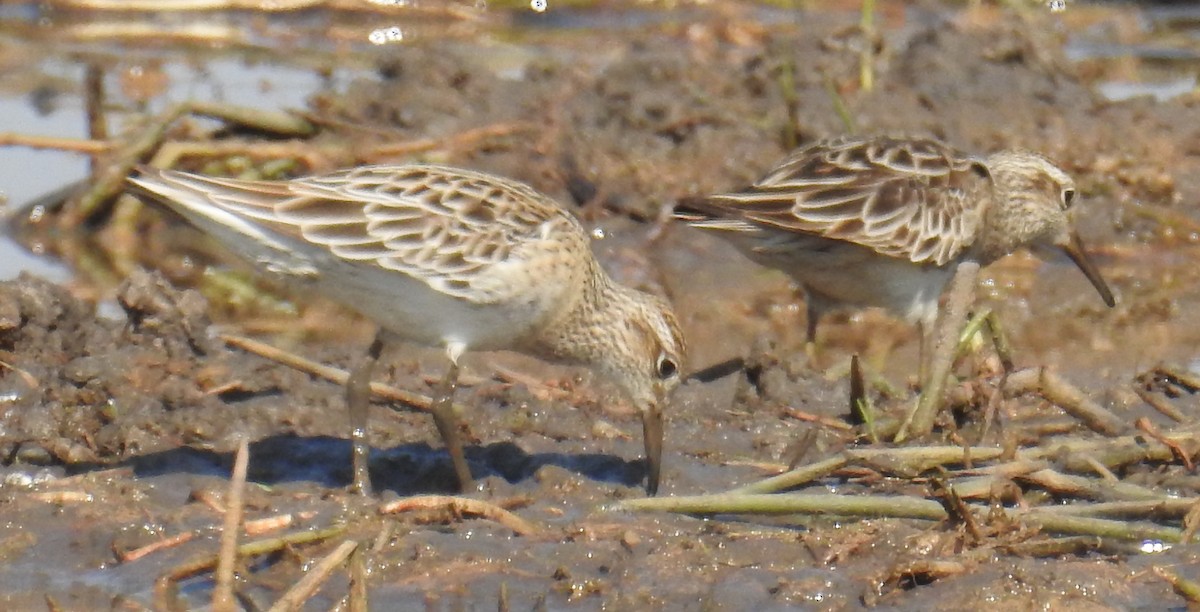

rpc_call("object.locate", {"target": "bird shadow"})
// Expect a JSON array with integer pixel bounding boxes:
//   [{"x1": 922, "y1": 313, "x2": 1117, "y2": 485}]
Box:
[{"x1": 113, "y1": 434, "x2": 648, "y2": 495}]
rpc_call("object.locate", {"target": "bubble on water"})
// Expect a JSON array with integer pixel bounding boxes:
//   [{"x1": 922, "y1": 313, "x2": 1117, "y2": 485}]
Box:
[
  {"x1": 1140, "y1": 539, "x2": 1167, "y2": 554},
  {"x1": 368, "y1": 26, "x2": 404, "y2": 46},
  {"x1": 591, "y1": 227, "x2": 606, "y2": 240}
]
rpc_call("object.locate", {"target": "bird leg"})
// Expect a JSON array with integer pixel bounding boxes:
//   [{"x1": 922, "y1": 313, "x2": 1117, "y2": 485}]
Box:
[
  {"x1": 345, "y1": 332, "x2": 385, "y2": 496},
  {"x1": 896, "y1": 260, "x2": 980, "y2": 442},
  {"x1": 429, "y1": 360, "x2": 473, "y2": 492},
  {"x1": 803, "y1": 286, "x2": 828, "y2": 364}
]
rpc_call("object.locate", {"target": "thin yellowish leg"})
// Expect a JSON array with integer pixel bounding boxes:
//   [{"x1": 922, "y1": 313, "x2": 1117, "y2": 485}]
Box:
[
  {"x1": 430, "y1": 361, "x2": 473, "y2": 492},
  {"x1": 345, "y1": 333, "x2": 384, "y2": 496}
]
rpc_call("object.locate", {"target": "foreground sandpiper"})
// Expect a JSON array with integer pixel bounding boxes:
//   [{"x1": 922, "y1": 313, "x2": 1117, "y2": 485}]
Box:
[
  {"x1": 130, "y1": 163, "x2": 685, "y2": 495},
  {"x1": 680, "y1": 135, "x2": 1115, "y2": 437}
]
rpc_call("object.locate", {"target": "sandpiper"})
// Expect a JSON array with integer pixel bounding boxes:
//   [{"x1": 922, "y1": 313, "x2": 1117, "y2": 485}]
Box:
[
  {"x1": 129, "y1": 163, "x2": 685, "y2": 495},
  {"x1": 679, "y1": 135, "x2": 1114, "y2": 437}
]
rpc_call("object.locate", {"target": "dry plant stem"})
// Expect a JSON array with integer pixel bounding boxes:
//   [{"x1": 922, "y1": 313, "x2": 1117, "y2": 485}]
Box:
[
  {"x1": 362, "y1": 122, "x2": 535, "y2": 161},
  {"x1": 1154, "y1": 566, "x2": 1200, "y2": 604},
  {"x1": 1005, "y1": 368, "x2": 1128, "y2": 435},
  {"x1": 859, "y1": 0, "x2": 876, "y2": 92},
  {"x1": 729, "y1": 456, "x2": 851, "y2": 495},
  {"x1": 1019, "y1": 468, "x2": 1167, "y2": 502},
  {"x1": 1001, "y1": 536, "x2": 1104, "y2": 558},
  {"x1": 348, "y1": 544, "x2": 368, "y2": 612},
  {"x1": 118, "y1": 531, "x2": 196, "y2": 563},
  {"x1": 613, "y1": 493, "x2": 950, "y2": 521},
  {"x1": 154, "y1": 525, "x2": 346, "y2": 611},
  {"x1": 0, "y1": 133, "x2": 110, "y2": 154},
  {"x1": 1032, "y1": 499, "x2": 1200, "y2": 518},
  {"x1": 267, "y1": 540, "x2": 359, "y2": 612},
  {"x1": 187, "y1": 100, "x2": 315, "y2": 137},
  {"x1": 68, "y1": 103, "x2": 188, "y2": 226},
  {"x1": 899, "y1": 261, "x2": 980, "y2": 441},
  {"x1": 219, "y1": 333, "x2": 453, "y2": 413},
  {"x1": 1136, "y1": 417, "x2": 1195, "y2": 470},
  {"x1": 46, "y1": 0, "x2": 484, "y2": 18},
  {"x1": 1021, "y1": 511, "x2": 1181, "y2": 542},
  {"x1": 214, "y1": 438, "x2": 249, "y2": 612},
  {"x1": 1135, "y1": 385, "x2": 1187, "y2": 423},
  {"x1": 150, "y1": 140, "x2": 335, "y2": 171},
  {"x1": 379, "y1": 495, "x2": 540, "y2": 536},
  {"x1": 615, "y1": 494, "x2": 1182, "y2": 542},
  {"x1": 85, "y1": 64, "x2": 108, "y2": 144},
  {"x1": 28, "y1": 491, "x2": 93, "y2": 504},
  {"x1": 846, "y1": 445, "x2": 1005, "y2": 473},
  {"x1": 71, "y1": 101, "x2": 313, "y2": 226}
]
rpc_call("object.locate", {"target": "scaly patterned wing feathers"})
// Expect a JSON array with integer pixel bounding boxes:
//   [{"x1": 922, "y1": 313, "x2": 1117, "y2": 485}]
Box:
[
  {"x1": 695, "y1": 137, "x2": 991, "y2": 266},
  {"x1": 144, "y1": 164, "x2": 579, "y2": 303}
]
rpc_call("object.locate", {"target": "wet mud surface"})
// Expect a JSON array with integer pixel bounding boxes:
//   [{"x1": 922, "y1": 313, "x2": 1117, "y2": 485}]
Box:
[{"x1": 4, "y1": 2, "x2": 1200, "y2": 609}]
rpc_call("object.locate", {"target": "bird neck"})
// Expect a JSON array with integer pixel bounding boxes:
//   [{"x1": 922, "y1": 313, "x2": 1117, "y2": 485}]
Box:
[
  {"x1": 529, "y1": 262, "x2": 625, "y2": 368},
  {"x1": 973, "y1": 184, "x2": 1033, "y2": 264}
]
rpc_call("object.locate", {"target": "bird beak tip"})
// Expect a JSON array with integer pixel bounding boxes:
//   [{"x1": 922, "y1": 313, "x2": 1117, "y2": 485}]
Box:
[
  {"x1": 1061, "y1": 232, "x2": 1116, "y2": 308},
  {"x1": 640, "y1": 401, "x2": 664, "y2": 497}
]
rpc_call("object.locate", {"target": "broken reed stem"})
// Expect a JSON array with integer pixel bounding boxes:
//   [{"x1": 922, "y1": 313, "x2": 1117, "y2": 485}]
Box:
[
  {"x1": 613, "y1": 493, "x2": 950, "y2": 521},
  {"x1": 613, "y1": 493, "x2": 1183, "y2": 542},
  {"x1": 1018, "y1": 468, "x2": 1169, "y2": 503},
  {"x1": 1155, "y1": 566, "x2": 1200, "y2": 603},
  {"x1": 213, "y1": 438, "x2": 249, "y2": 612},
  {"x1": 153, "y1": 525, "x2": 347, "y2": 610},
  {"x1": 361, "y1": 122, "x2": 534, "y2": 161},
  {"x1": 728, "y1": 456, "x2": 850, "y2": 495},
  {"x1": 859, "y1": 0, "x2": 875, "y2": 92},
  {"x1": 379, "y1": 495, "x2": 540, "y2": 536},
  {"x1": 0, "y1": 133, "x2": 110, "y2": 154},
  {"x1": 1005, "y1": 367, "x2": 1128, "y2": 436},
  {"x1": 267, "y1": 540, "x2": 359, "y2": 612},
  {"x1": 1031, "y1": 499, "x2": 1199, "y2": 519}
]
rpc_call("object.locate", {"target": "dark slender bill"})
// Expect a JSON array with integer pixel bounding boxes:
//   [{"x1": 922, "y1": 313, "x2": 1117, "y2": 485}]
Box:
[
  {"x1": 1062, "y1": 231, "x2": 1116, "y2": 308},
  {"x1": 642, "y1": 404, "x2": 664, "y2": 496}
]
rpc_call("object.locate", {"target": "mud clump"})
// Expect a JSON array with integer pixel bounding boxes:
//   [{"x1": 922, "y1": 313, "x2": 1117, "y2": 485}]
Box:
[{"x1": 0, "y1": 271, "x2": 237, "y2": 465}]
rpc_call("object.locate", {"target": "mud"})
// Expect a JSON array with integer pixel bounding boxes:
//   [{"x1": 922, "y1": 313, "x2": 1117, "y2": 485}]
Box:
[{"x1": 3, "y1": 2, "x2": 1200, "y2": 610}]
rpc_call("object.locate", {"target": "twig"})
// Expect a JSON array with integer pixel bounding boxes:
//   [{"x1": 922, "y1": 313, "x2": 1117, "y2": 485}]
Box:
[
  {"x1": 361, "y1": 122, "x2": 535, "y2": 162},
  {"x1": 213, "y1": 438, "x2": 249, "y2": 612},
  {"x1": 613, "y1": 493, "x2": 1182, "y2": 542},
  {"x1": 219, "y1": 333, "x2": 445, "y2": 413},
  {"x1": 1018, "y1": 468, "x2": 1167, "y2": 503},
  {"x1": 0, "y1": 133, "x2": 110, "y2": 154},
  {"x1": 28, "y1": 491, "x2": 94, "y2": 504},
  {"x1": 1005, "y1": 368, "x2": 1129, "y2": 436},
  {"x1": 154, "y1": 525, "x2": 347, "y2": 611},
  {"x1": 1154, "y1": 566, "x2": 1200, "y2": 604},
  {"x1": 379, "y1": 495, "x2": 540, "y2": 536},
  {"x1": 859, "y1": 0, "x2": 876, "y2": 92},
  {"x1": 118, "y1": 531, "x2": 197, "y2": 563},
  {"x1": 728, "y1": 456, "x2": 850, "y2": 495},
  {"x1": 268, "y1": 540, "x2": 359, "y2": 612},
  {"x1": 1030, "y1": 499, "x2": 1199, "y2": 519},
  {"x1": 1136, "y1": 417, "x2": 1195, "y2": 470},
  {"x1": 612, "y1": 492, "x2": 950, "y2": 521},
  {"x1": 348, "y1": 543, "x2": 369, "y2": 612}
]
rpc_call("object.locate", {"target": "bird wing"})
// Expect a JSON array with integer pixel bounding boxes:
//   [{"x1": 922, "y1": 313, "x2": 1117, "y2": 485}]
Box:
[
  {"x1": 140, "y1": 164, "x2": 582, "y2": 304},
  {"x1": 689, "y1": 137, "x2": 991, "y2": 266}
]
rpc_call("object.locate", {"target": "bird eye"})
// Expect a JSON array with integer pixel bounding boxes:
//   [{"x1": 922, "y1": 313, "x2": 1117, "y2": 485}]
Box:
[
  {"x1": 1062, "y1": 188, "x2": 1076, "y2": 209},
  {"x1": 656, "y1": 355, "x2": 678, "y2": 380}
]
